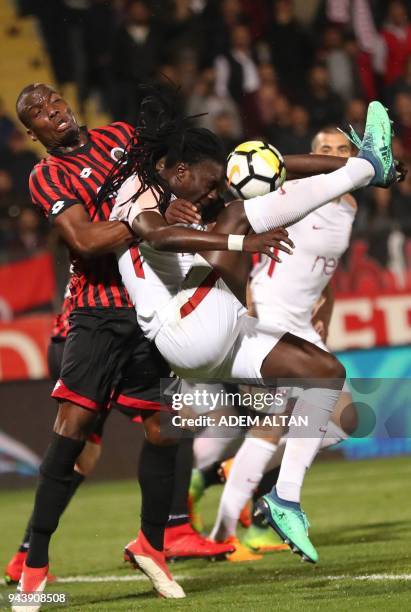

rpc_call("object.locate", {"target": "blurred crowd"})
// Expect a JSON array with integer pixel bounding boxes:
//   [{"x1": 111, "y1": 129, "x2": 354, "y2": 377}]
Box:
[{"x1": 1, "y1": 0, "x2": 411, "y2": 285}]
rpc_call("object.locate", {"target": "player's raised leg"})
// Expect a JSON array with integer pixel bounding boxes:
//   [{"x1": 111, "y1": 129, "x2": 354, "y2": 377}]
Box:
[{"x1": 242, "y1": 101, "x2": 396, "y2": 235}]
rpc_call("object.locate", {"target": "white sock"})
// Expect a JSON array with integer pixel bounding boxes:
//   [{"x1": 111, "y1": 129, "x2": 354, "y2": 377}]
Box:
[
  {"x1": 210, "y1": 437, "x2": 277, "y2": 541},
  {"x1": 276, "y1": 386, "x2": 341, "y2": 503},
  {"x1": 244, "y1": 158, "x2": 374, "y2": 233},
  {"x1": 268, "y1": 419, "x2": 348, "y2": 473}
]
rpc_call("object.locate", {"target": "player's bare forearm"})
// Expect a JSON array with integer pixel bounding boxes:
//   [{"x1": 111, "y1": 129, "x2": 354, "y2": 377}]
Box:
[
  {"x1": 55, "y1": 204, "x2": 134, "y2": 257},
  {"x1": 134, "y1": 219, "x2": 245, "y2": 252},
  {"x1": 284, "y1": 154, "x2": 346, "y2": 180},
  {"x1": 74, "y1": 220, "x2": 134, "y2": 256},
  {"x1": 132, "y1": 213, "x2": 293, "y2": 259},
  {"x1": 137, "y1": 223, "x2": 232, "y2": 252}
]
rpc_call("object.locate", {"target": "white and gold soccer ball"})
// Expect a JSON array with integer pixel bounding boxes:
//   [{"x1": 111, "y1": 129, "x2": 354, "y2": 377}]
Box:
[{"x1": 226, "y1": 141, "x2": 286, "y2": 199}]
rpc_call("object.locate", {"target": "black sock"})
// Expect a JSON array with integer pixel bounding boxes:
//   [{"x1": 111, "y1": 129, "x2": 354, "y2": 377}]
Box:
[
  {"x1": 27, "y1": 433, "x2": 85, "y2": 567},
  {"x1": 167, "y1": 436, "x2": 193, "y2": 527},
  {"x1": 201, "y1": 462, "x2": 222, "y2": 489},
  {"x1": 69, "y1": 470, "x2": 86, "y2": 497},
  {"x1": 19, "y1": 471, "x2": 85, "y2": 554},
  {"x1": 138, "y1": 440, "x2": 178, "y2": 551},
  {"x1": 252, "y1": 466, "x2": 281, "y2": 527},
  {"x1": 19, "y1": 517, "x2": 34, "y2": 554}
]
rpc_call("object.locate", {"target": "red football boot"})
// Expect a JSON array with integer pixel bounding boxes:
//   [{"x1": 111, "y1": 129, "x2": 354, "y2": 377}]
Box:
[
  {"x1": 164, "y1": 523, "x2": 235, "y2": 561},
  {"x1": 12, "y1": 562, "x2": 48, "y2": 612},
  {"x1": 5, "y1": 552, "x2": 55, "y2": 585},
  {"x1": 124, "y1": 531, "x2": 185, "y2": 599},
  {"x1": 5, "y1": 552, "x2": 27, "y2": 585}
]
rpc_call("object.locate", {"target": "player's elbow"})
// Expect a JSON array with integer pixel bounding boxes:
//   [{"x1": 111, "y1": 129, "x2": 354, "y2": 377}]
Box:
[{"x1": 71, "y1": 237, "x2": 100, "y2": 258}]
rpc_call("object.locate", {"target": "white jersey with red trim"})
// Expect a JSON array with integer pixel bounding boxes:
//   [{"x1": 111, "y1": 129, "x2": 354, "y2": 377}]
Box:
[
  {"x1": 113, "y1": 174, "x2": 200, "y2": 339},
  {"x1": 119, "y1": 238, "x2": 201, "y2": 341},
  {"x1": 115, "y1": 174, "x2": 244, "y2": 351},
  {"x1": 118, "y1": 245, "x2": 248, "y2": 375},
  {"x1": 115, "y1": 175, "x2": 281, "y2": 379},
  {"x1": 250, "y1": 197, "x2": 356, "y2": 340}
]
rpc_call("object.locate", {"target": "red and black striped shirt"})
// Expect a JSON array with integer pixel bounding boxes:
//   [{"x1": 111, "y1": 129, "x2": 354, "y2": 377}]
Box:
[{"x1": 29, "y1": 122, "x2": 134, "y2": 309}]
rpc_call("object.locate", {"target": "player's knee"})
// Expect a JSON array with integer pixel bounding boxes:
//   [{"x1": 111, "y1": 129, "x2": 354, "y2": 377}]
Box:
[
  {"x1": 318, "y1": 353, "x2": 346, "y2": 383},
  {"x1": 54, "y1": 402, "x2": 97, "y2": 441},
  {"x1": 54, "y1": 419, "x2": 90, "y2": 440},
  {"x1": 142, "y1": 411, "x2": 179, "y2": 446},
  {"x1": 145, "y1": 427, "x2": 178, "y2": 446}
]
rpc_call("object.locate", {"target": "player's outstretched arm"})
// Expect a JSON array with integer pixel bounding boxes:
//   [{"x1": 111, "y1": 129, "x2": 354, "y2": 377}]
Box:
[
  {"x1": 54, "y1": 204, "x2": 135, "y2": 257},
  {"x1": 110, "y1": 179, "x2": 294, "y2": 259},
  {"x1": 131, "y1": 209, "x2": 294, "y2": 261},
  {"x1": 284, "y1": 154, "x2": 347, "y2": 180}
]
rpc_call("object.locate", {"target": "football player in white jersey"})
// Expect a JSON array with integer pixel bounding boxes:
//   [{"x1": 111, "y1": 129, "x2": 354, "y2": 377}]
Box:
[
  {"x1": 209, "y1": 127, "x2": 360, "y2": 552},
  {"x1": 109, "y1": 98, "x2": 398, "y2": 564}
]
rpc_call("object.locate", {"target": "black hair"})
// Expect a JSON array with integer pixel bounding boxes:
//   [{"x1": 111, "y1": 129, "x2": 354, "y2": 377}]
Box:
[{"x1": 97, "y1": 87, "x2": 226, "y2": 214}]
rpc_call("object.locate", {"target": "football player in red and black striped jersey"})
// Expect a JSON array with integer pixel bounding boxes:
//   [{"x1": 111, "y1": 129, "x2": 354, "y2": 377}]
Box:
[
  {"x1": 14, "y1": 82, "x2": 281, "y2": 605},
  {"x1": 15, "y1": 87, "x2": 187, "y2": 602}
]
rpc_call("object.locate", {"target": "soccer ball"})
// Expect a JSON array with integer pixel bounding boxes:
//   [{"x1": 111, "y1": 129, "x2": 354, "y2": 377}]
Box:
[{"x1": 226, "y1": 141, "x2": 286, "y2": 199}]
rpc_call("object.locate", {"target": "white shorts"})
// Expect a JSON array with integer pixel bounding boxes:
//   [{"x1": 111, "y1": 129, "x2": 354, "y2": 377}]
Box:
[
  {"x1": 154, "y1": 258, "x2": 286, "y2": 380},
  {"x1": 154, "y1": 259, "x2": 246, "y2": 378},
  {"x1": 216, "y1": 315, "x2": 286, "y2": 379},
  {"x1": 255, "y1": 305, "x2": 327, "y2": 351}
]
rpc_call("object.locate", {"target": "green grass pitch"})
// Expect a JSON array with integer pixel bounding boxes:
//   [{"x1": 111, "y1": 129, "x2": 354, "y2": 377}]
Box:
[{"x1": 1, "y1": 456, "x2": 411, "y2": 611}]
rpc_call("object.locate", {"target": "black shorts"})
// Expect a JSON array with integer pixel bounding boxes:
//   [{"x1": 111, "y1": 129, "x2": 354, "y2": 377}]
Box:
[
  {"x1": 112, "y1": 338, "x2": 171, "y2": 412},
  {"x1": 47, "y1": 340, "x2": 65, "y2": 383},
  {"x1": 51, "y1": 307, "x2": 171, "y2": 414}
]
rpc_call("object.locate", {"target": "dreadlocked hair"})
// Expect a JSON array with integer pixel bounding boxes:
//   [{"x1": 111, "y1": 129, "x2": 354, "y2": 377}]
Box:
[{"x1": 97, "y1": 86, "x2": 226, "y2": 215}]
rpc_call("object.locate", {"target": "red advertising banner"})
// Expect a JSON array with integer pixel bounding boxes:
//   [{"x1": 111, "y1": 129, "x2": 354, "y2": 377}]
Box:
[
  {"x1": 0, "y1": 315, "x2": 53, "y2": 381},
  {"x1": 328, "y1": 292, "x2": 411, "y2": 351},
  {"x1": 0, "y1": 252, "x2": 56, "y2": 317}
]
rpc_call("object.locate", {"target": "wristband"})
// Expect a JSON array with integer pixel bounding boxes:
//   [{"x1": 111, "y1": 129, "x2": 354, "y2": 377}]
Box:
[{"x1": 227, "y1": 234, "x2": 245, "y2": 251}]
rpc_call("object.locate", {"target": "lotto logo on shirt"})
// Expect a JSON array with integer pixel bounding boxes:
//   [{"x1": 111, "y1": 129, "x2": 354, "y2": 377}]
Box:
[
  {"x1": 51, "y1": 200, "x2": 65, "y2": 215},
  {"x1": 80, "y1": 167, "x2": 93, "y2": 178}
]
